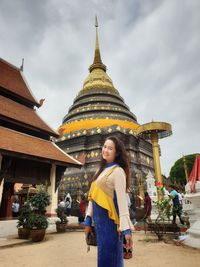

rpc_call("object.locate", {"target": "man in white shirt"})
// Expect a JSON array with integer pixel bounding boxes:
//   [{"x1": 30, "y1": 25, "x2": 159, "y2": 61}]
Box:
[
  {"x1": 12, "y1": 200, "x2": 20, "y2": 217},
  {"x1": 58, "y1": 198, "x2": 66, "y2": 208}
]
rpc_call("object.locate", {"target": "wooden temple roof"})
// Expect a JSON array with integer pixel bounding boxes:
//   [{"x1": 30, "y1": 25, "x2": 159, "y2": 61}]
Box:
[
  {"x1": 0, "y1": 58, "x2": 40, "y2": 107},
  {"x1": 0, "y1": 58, "x2": 82, "y2": 168},
  {"x1": 0, "y1": 95, "x2": 58, "y2": 137},
  {"x1": 0, "y1": 126, "x2": 82, "y2": 166}
]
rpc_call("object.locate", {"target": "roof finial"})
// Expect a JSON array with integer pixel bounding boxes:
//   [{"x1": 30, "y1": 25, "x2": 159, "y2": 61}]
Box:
[
  {"x1": 20, "y1": 58, "x2": 24, "y2": 71},
  {"x1": 89, "y1": 16, "x2": 106, "y2": 72}
]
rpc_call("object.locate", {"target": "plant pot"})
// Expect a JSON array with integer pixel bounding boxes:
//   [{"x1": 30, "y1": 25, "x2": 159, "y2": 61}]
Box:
[
  {"x1": 30, "y1": 229, "x2": 46, "y2": 242},
  {"x1": 18, "y1": 228, "x2": 31, "y2": 239},
  {"x1": 56, "y1": 223, "x2": 67, "y2": 233}
]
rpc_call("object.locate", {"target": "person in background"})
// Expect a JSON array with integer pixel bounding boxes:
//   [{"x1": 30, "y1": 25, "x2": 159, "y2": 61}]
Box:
[
  {"x1": 177, "y1": 187, "x2": 184, "y2": 210},
  {"x1": 65, "y1": 197, "x2": 72, "y2": 216},
  {"x1": 168, "y1": 185, "x2": 184, "y2": 225},
  {"x1": 12, "y1": 199, "x2": 20, "y2": 217},
  {"x1": 58, "y1": 198, "x2": 66, "y2": 208},
  {"x1": 79, "y1": 195, "x2": 86, "y2": 224},
  {"x1": 144, "y1": 192, "x2": 152, "y2": 223},
  {"x1": 84, "y1": 136, "x2": 133, "y2": 267}
]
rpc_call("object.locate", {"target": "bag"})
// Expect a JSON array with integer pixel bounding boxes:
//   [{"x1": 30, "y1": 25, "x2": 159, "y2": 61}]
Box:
[
  {"x1": 86, "y1": 226, "x2": 97, "y2": 246},
  {"x1": 123, "y1": 236, "x2": 133, "y2": 259},
  {"x1": 124, "y1": 250, "x2": 133, "y2": 259}
]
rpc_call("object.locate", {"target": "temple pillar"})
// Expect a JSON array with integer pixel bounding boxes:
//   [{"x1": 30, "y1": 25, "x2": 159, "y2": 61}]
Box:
[
  {"x1": 46, "y1": 163, "x2": 58, "y2": 217},
  {"x1": 0, "y1": 153, "x2": 4, "y2": 206},
  {"x1": 151, "y1": 133, "x2": 163, "y2": 200}
]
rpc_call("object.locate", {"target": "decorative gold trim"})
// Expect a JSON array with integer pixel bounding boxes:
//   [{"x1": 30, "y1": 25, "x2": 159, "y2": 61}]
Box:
[
  {"x1": 136, "y1": 122, "x2": 172, "y2": 139},
  {"x1": 60, "y1": 118, "x2": 139, "y2": 134}
]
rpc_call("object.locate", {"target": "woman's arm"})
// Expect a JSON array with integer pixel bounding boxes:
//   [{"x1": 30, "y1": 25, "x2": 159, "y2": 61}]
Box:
[
  {"x1": 113, "y1": 168, "x2": 133, "y2": 249},
  {"x1": 85, "y1": 201, "x2": 93, "y2": 218},
  {"x1": 113, "y1": 168, "x2": 133, "y2": 233}
]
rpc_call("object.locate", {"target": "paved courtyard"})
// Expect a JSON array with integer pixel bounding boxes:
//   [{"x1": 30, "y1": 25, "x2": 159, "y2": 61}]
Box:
[{"x1": 0, "y1": 230, "x2": 200, "y2": 267}]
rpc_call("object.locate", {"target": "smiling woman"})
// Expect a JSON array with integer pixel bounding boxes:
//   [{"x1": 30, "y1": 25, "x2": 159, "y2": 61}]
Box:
[
  {"x1": 84, "y1": 136, "x2": 133, "y2": 267},
  {"x1": 102, "y1": 139, "x2": 117, "y2": 163}
]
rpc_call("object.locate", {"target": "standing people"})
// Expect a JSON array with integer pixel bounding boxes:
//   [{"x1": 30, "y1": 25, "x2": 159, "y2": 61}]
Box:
[
  {"x1": 58, "y1": 198, "x2": 66, "y2": 208},
  {"x1": 168, "y1": 185, "x2": 184, "y2": 225},
  {"x1": 12, "y1": 199, "x2": 20, "y2": 217},
  {"x1": 144, "y1": 192, "x2": 152, "y2": 223},
  {"x1": 79, "y1": 195, "x2": 86, "y2": 223},
  {"x1": 65, "y1": 197, "x2": 72, "y2": 216},
  {"x1": 177, "y1": 187, "x2": 184, "y2": 210},
  {"x1": 85, "y1": 136, "x2": 133, "y2": 267}
]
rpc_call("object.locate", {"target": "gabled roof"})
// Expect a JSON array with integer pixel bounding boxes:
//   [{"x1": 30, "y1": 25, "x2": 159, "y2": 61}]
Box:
[
  {"x1": 0, "y1": 95, "x2": 58, "y2": 137},
  {"x1": 0, "y1": 126, "x2": 82, "y2": 166},
  {"x1": 0, "y1": 58, "x2": 40, "y2": 107}
]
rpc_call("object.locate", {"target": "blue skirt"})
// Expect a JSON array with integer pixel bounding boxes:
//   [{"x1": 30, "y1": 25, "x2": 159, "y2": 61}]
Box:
[{"x1": 92, "y1": 201, "x2": 124, "y2": 267}]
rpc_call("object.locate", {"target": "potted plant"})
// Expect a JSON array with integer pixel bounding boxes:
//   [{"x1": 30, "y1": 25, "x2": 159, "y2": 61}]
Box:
[
  {"x1": 17, "y1": 201, "x2": 32, "y2": 239},
  {"x1": 28, "y1": 213, "x2": 49, "y2": 241},
  {"x1": 56, "y1": 206, "x2": 68, "y2": 232},
  {"x1": 28, "y1": 187, "x2": 50, "y2": 242}
]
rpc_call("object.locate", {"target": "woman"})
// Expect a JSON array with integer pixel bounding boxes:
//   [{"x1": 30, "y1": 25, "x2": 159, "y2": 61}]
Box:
[
  {"x1": 85, "y1": 136, "x2": 133, "y2": 267},
  {"x1": 79, "y1": 195, "x2": 86, "y2": 223},
  {"x1": 144, "y1": 192, "x2": 152, "y2": 223}
]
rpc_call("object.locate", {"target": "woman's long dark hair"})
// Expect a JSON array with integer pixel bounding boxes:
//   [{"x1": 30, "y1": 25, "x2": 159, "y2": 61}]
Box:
[{"x1": 92, "y1": 136, "x2": 130, "y2": 190}]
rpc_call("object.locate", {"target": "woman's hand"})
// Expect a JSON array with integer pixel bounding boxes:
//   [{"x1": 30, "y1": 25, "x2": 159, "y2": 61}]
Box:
[
  {"x1": 85, "y1": 226, "x2": 92, "y2": 240},
  {"x1": 124, "y1": 234, "x2": 133, "y2": 250}
]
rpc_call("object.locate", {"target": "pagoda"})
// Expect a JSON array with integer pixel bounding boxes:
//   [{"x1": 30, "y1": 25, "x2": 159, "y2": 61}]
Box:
[
  {"x1": 56, "y1": 20, "x2": 154, "y2": 197},
  {"x1": 0, "y1": 58, "x2": 81, "y2": 218}
]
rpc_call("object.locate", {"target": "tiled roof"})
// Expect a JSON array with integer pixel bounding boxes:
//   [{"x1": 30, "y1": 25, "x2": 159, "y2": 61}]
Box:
[
  {"x1": 0, "y1": 58, "x2": 40, "y2": 107},
  {"x1": 0, "y1": 95, "x2": 58, "y2": 137},
  {"x1": 0, "y1": 126, "x2": 82, "y2": 166}
]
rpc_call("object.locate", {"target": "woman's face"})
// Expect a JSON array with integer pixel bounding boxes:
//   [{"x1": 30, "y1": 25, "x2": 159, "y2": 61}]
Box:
[{"x1": 102, "y1": 139, "x2": 117, "y2": 163}]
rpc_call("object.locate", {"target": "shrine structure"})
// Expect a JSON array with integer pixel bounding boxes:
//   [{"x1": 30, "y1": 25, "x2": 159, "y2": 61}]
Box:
[
  {"x1": 56, "y1": 20, "x2": 154, "y2": 197},
  {"x1": 0, "y1": 58, "x2": 81, "y2": 219}
]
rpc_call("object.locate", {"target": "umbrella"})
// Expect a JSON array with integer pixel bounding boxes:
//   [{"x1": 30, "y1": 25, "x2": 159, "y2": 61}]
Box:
[{"x1": 189, "y1": 155, "x2": 200, "y2": 193}]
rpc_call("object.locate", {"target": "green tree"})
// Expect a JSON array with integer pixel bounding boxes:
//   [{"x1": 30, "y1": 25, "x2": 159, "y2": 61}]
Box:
[{"x1": 170, "y1": 154, "x2": 197, "y2": 186}]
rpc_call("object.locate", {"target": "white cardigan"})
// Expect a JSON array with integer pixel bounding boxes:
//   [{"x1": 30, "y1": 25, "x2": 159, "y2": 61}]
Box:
[{"x1": 86, "y1": 165, "x2": 133, "y2": 232}]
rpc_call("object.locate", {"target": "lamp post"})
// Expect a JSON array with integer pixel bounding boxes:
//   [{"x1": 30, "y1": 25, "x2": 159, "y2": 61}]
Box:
[{"x1": 136, "y1": 122, "x2": 172, "y2": 200}]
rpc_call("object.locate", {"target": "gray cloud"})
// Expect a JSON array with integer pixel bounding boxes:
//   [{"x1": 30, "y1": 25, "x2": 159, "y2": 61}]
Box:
[{"x1": 0, "y1": 0, "x2": 199, "y2": 175}]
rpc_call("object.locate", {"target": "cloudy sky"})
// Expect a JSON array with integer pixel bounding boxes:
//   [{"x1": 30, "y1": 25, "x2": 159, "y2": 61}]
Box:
[{"x1": 1, "y1": 0, "x2": 199, "y2": 176}]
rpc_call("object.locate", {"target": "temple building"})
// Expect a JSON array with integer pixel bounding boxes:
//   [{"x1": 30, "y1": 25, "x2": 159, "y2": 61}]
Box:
[
  {"x1": 56, "y1": 22, "x2": 154, "y2": 198},
  {"x1": 0, "y1": 58, "x2": 81, "y2": 219}
]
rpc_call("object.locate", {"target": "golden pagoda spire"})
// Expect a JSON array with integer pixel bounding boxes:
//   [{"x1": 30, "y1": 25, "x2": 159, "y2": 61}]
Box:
[{"x1": 89, "y1": 16, "x2": 106, "y2": 72}]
